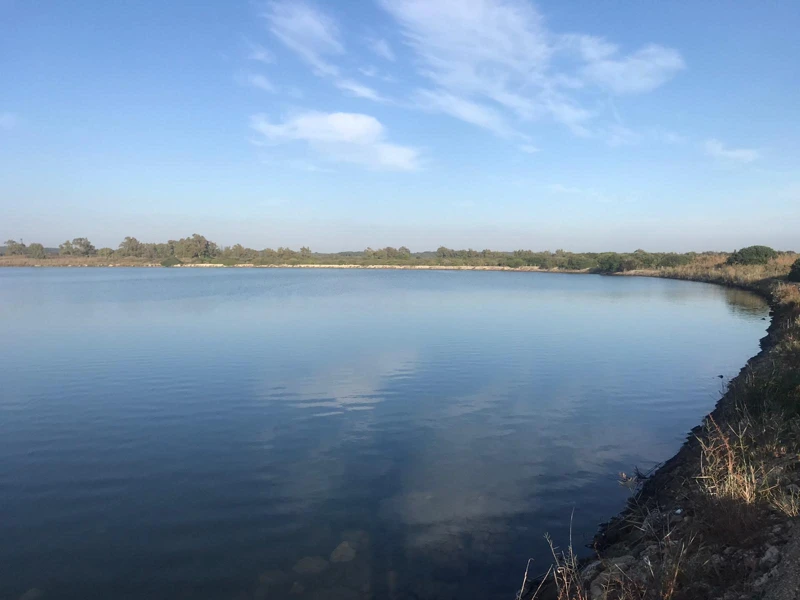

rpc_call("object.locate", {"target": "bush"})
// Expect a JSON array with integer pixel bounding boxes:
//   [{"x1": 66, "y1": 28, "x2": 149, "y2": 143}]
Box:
[
  {"x1": 566, "y1": 255, "x2": 595, "y2": 270},
  {"x1": 658, "y1": 253, "x2": 691, "y2": 268},
  {"x1": 596, "y1": 253, "x2": 622, "y2": 273},
  {"x1": 727, "y1": 245, "x2": 778, "y2": 266},
  {"x1": 161, "y1": 257, "x2": 182, "y2": 267},
  {"x1": 789, "y1": 258, "x2": 800, "y2": 283},
  {"x1": 213, "y1": 258, "x2": 240, "y2": 266}
]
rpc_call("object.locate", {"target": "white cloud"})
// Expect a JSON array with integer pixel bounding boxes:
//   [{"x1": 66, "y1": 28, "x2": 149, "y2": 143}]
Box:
[
  {"x1": 240, "y1": 73, "x2": 277, "y2": 93},
  {"x1": 263, "y1": 1, "x2": 343, "y2": 76},
  {"x1": 0, "y1": 113, "x2": 18, "y2": 130},
  {"x1": 335, "y1": 79, "x2": 388, "y2": 102},
  {"x1": 378, "y1": 0, "x2": 683, "y2": 136},
  {"x1": 368, "y1": 38, "x2": 396, "y2": 61},
  {"x1": 581, "y1": 44, "x2": 685, "y2": 94},
  {"x1": 704, "y1": 139, "x2": 760, "y2": 163},
  {"x1": 251, "y1": 111, "x2": 420, "y2": 171},
  {"x1": 519, "y1": 144, "x2": 540, "y2": 154}
]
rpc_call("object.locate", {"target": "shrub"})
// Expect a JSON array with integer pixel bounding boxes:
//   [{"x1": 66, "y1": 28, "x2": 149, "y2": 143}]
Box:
[
  {"x1": 161, "y1": 256, "x2": 182, "y2": 267},
  {"x1": 788, "y1": 258, "x2": 800, "y2": 282},
  {"x1": 566, "y1": 255, "x2": 595, "y2": 270},
  {"x1": 658, "y1": 253, "x2": 691, "y2": 268},
  {"x1": 726, "y1": 245, "x2": 778, "y2": 266},
  {"x1": 596, "y1": 253, "x2": 622, "y2": 273}
]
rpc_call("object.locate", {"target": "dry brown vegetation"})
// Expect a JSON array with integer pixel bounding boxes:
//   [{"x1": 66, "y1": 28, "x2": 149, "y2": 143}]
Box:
[
  {"x1": 657, "y1": 253, "x2": 797, "y2": 288},
  {"x1": 0, "y1": 255, "x2": 157, "y2": 267}
]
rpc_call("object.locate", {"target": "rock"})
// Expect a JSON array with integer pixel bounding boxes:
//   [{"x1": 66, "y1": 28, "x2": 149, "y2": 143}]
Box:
[
  {"x1": 608, "y1": 555, "x2": 635, "y2": 569},
  {"x1": 760, "y1": 545, "x2": 781, "y2": 570},
  {"x1": 290, "y1": 581, "x2": 305, "y2": 595},
  {"x1": 341, "y1": 529, "x2": 370, "y2": 550},
  {"x1": 753, "y1": 566, "x2": 779, "y2": 591},
  {"x1": 580, "y1": 560, "x2": 603, "y2": 583},
  {"x1": 590, "y1": 571, "x2": 612, "y2": 600},
  {"x1": 293, "y1": 556, "x2": 330, "y2": 575},
  {"x1": 330, "y1": 541, "x2": 357, "y2": 563},
  {"x1": 18, "y1": 590, "x2": 44, "y2": 600}
]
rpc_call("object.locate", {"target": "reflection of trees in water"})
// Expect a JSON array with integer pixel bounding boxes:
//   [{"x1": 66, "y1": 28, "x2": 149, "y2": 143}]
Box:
[{"x1": 723, "y1": 288, "x2": 769, "y2": 318}]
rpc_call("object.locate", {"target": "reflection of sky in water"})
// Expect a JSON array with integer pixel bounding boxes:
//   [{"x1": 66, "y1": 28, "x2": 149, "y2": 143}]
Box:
[{"x1": 0, "y1": 269, "x2": 769, "y2": 600}]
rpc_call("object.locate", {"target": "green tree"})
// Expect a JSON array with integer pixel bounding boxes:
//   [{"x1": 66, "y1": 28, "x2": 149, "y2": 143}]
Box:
[
  {"x1": 69, "y1": 237, "x2": 97, "y2": 256},
  {"x1": 727, "y1": 245, "x2": 778, "y2": 265},
  {"x1": 98, "y1": 247, "x2": 114, "y2": 257},
  {"x1": 118, "y1": 236, "x2": 142, "y2": 257},
  {"x1": 4, "y1": 239, "x2": 26, "y2": 255},
  {"x1": 59, "y1": 240, "x2": 75, "y2": 255},
  {"x1": 27, "y1": 243, "x2": 47, "y2": 259},
  {"x1": 172, "y1": 234, "x2": 218, "y2": 261}
]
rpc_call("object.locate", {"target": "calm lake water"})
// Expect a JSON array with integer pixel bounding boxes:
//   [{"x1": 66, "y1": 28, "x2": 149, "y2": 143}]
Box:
[{"x1": 0, "y1": 268, "x2": 769, "y2": 600}]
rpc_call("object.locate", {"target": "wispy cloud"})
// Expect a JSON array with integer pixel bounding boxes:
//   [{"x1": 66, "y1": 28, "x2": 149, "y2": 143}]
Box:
[
  {"x1": 239, "y1": 72, "x2": 277, "y2": 93},
  {"x1": 604, "y1": 124, "x2": 641, "y2": 147},
  {"x1": 367, "y1": 38, "x2": 396, "y2": 61},
  {"x1": 414, "y1": 90, "x2": 520, "y2": 138},
  {"x1": 580, "y1": 44, "x2": 685, "y2": 94},
  {"x1": 548, "y1": 183, "x2": 587, "y2": 195},
  {"x1": 251, "y1": 111, "x2": 420, "y2": 171},
  {"x1": 253, "y1": 0, "x2": 685, "y2": 158},
  {"x1": 519, "y1": 144, "x2": 540, "y2": 154},
  {"x1": 0, "y1": 112, "x2": 18, "y2": 130},
  {"x1": 245, "y1": 40, "x2": 275, "y2": 64},
  {"x1": 263, "y1": 1, "x2": 395, "y2": 103},
  {"x1": 378, "y1": 0, "x2": 683, "y2": 136},
  {"x1": 335, "y1": 79, "x2": 388, "y2": 102},
  {"x1": 263, "y1": 1, "x2": 343, "y2": 76},
  {"x1": 705, "y1": 138, "x2": 760, "y2": 163}
]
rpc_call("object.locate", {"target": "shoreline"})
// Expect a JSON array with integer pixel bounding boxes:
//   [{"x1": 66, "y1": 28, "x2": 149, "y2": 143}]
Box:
[
  {"x1": 524, "y1": 275, "x2": 800, "y2": 600},
  {"x1": 0, "y1": 260, "x2": 590, "y2": 273}
]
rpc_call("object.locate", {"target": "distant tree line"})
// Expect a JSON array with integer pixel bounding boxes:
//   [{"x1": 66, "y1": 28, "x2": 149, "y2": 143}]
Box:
[{"x1": 2, "y1": 237, "x2": 795, "y2": 275}]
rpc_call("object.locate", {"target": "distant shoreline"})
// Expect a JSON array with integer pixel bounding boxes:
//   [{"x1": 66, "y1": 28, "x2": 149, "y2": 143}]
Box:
[{"x1": 0, "y1": 258, "x2": 590, "y2": 273}]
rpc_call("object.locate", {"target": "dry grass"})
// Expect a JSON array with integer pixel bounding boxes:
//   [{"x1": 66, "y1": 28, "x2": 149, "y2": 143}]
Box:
[
  {"x1": 696, "y1": 415, "x2": 775, "y2": 506},
  {"x1": 540, "y1": 535, "x2": 591, "y2": 600},
  {"x1": 525, "y1": 531, "x2": 694, "y2": 600},
  {"x1": 0, "y1": 256, "x2": 157, "y2": 267},
  {"x1": 660, "y1": 255, "x2": 795, "y2": 288}
]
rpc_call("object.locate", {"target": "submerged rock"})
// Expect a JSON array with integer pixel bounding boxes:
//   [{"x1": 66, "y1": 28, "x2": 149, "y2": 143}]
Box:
[
  {"x1": 330, "y1": 541, "x2": 357, "y2": 563},
  {"x1": 340, "y1": 529, "x2": 370, "y2": 550},
  {"x1": 18, "y1": 591, "x2": 44, "y2": 600},
  {"x1": 290, "y1": 581, "x2": 306, "y2": 595},
  {"x1": 293, "y1": 556, "x2": 330, "y2": 574}
]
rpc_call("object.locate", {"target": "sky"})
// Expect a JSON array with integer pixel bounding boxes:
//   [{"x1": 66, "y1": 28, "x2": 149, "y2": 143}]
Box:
[{"x1": 2, "y1": 0, "x2": 799, "y2": 252}]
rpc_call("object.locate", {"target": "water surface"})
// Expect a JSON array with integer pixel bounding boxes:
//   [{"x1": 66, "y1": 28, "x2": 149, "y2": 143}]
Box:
[{"x1": 0, "y1": 268, "x2": 769, "y2": 600}]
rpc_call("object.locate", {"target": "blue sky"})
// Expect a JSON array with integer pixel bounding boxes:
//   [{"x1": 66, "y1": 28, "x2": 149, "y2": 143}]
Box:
[{"x1": 2, "y1": 0, "x2": 799, "y2": 251}]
